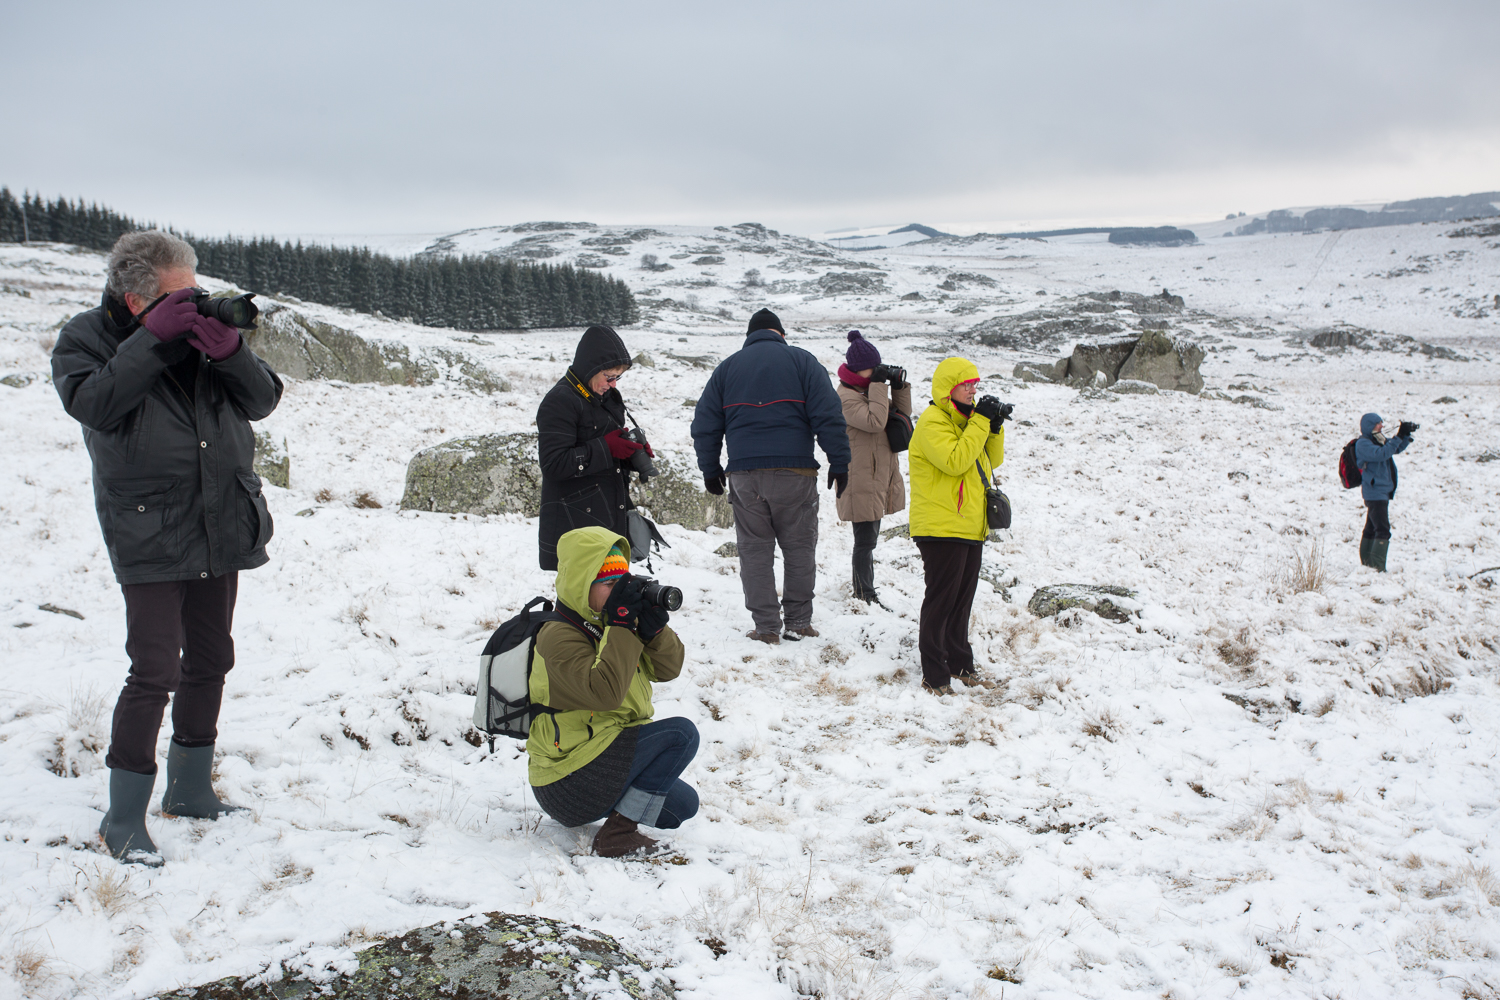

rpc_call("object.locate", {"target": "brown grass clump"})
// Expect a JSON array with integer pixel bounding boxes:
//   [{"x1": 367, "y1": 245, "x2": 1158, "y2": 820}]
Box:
[
  {"x1": 351, "y1": 491, "x2": 383, "y2": 509},
  {"x1": 1216, "y1": 627, "x2": 1259, "y2": 674},
  {"x1": 1278, "y1": 540, "x2": 1327, "y2": 595},
  {"x1": 314, "y1": 487, "x2": 336, "y2": 503}
]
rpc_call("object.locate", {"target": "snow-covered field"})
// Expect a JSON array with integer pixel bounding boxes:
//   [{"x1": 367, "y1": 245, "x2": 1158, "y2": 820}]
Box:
[{"x1": 0, "y1": 217, "x2": 1497, "y2": 1000}]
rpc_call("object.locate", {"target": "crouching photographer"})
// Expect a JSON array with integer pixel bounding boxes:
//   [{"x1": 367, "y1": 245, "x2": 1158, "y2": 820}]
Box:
[{"x1": 528, "y1": 527, "x2": 699, "y2": 857}]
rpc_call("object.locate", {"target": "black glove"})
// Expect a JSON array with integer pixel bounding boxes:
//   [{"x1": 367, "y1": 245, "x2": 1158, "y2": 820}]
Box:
[
  {"x1": 636, "y1": 603, "x2": 670, "y2": 644},
  {"x1": 704, "y1": 472, "x2": 727, "y2": 495},
  {"x1": 603, "y1": 575, "x2": 643, "y2": 632},
  {"x1": 973, "y1": 395, "x2": 1002, "y2": 422},
  {"x1": 1397, "y1": 420, "x2": 1418, "y2": 438},
  {"x1": 828, "y1": 470, "x2": 848, "y2": 498}
]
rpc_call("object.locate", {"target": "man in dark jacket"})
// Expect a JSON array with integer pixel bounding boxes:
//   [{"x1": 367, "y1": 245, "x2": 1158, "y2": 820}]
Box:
[
  {"x1": 536, "y1": 325, "x2": 650, "y2": 571},
  {"x1": 52, "y1": 231, "x2": 283, "y2": 865},
  {"x1": 691, "y1": 309, "x2": 850, "y2": 643},
  {"x1": 1354, "y1": 411, "x2": 1415, "y2": 572}
]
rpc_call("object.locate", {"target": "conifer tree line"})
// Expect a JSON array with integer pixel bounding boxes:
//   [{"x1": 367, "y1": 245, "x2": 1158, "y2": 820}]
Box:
[{"x1": 0, "y1": 188, "x2": 637, "y2": 330}]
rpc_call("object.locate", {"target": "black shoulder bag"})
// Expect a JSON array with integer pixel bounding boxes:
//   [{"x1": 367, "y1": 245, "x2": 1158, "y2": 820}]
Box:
[{"x1": 975, "y1": 460, "x2": 1011, "y2": 531}]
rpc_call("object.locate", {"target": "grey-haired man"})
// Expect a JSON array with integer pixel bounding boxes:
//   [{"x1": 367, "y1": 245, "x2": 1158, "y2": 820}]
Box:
[{"x1": 52, "y1": 230, "x2": 283, "y2": 865}]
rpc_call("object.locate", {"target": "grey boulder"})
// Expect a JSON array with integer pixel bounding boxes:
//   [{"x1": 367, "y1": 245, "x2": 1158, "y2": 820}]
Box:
[
  {"x1": 1116, "y1": 329, "x2": 1205, "y2": 394},
  {"x1": 400, "y1": 434, "x2": 542, "y2": 516},
  {"x1": 1028, "y1": 584, "x2": 1140, "y2": 623}
]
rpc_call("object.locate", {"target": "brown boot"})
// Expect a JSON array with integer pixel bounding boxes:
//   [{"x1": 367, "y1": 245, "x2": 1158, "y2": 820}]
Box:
[
  {"x1": 746, "y1": 630, "x2": 781, "y2": 645},
  {"x1": 592, "y1": 811, "x2": 659, "y2": 858},
  {"x1": 783, "y1": 625, "x2": 820, "y2": 641}
]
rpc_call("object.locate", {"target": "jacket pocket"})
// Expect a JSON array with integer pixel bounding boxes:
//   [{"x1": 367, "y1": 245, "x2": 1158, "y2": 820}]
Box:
[
  {"x1": 547, "y1": 484, "x2": 608, "y2": 532},
  {"x1": 236, "y1": 470, "x2": 274, "y2": 554},
  {"x1": 105, "y1": 478, "x2": 181, "y2": 568}
]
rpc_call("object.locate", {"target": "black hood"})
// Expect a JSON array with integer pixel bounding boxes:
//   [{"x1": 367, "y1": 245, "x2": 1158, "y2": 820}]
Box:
[
  {"x1": 100, "y1": 289, "x2": 140, "y2": 338},
  {"x1": 569, "y1": 325, "x2": 632, "y2": 383}
]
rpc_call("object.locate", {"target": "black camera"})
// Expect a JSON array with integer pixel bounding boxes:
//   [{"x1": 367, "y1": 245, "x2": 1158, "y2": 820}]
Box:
[
  {"x1": 1398, "y1": 420, "x2": 1420, "y2": 438},
  {"x1": 624, "y1": 427, "x2": 657, "y2": 480},
  {"x1": 638, "y1": 577, "x2": 682, "y2": 612},
  {"x1": 190, "y1": 288, "x2": 259, "y2": 329},
  {"x1": 870, "y1": 364, "x2": 906, "y2": 386}
]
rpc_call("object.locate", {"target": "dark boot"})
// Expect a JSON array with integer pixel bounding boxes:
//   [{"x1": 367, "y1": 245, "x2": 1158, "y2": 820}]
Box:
[
  {"x1": 100, "y1": 769, "x2": 163, "y2": 866},
  {"x1": 852, "y1": 547, "x2": 877, "y2": 603},
  {"x1": 592, "y1": 811, "x2": 658, "y2": 858},
  {"x1": 1359, "y1": 537, "x2": 1374, "y2": 567},
  {"x1": 161, "y1": 742, "x2": 245, "y2": 819},
  {"x1": 1369, "y1": 539, "x2": 1389, "y2": 573}
]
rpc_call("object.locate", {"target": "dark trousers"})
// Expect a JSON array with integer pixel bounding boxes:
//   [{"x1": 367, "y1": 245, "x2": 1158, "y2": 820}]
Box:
[
  {"x1": 728, "y1": 470, "x2": 820, "y2": 632},
  {"x1": 106, "y1": 573, "x2": 238, "y2": 774},
  {"x1": 851, "y1": 520, "x2": 880, "y2": 599},
  {"x1": 914, "y1": 539, "x2": 983, "y2": 689},
  {"x1": 596, "y1": 718, "x2": 700, "y2": 829},
  {"x1": 1363, "y1": 500, "x2": 1392, "y2": 540}
]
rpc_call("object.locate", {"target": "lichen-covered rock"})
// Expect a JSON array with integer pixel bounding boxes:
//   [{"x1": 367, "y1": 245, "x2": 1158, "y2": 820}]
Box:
[
  {"x1": 1066, "y1": 338, "x2": 1138, "y2": 387},
  {"x1": 715, "y1": 541, "x2": 738, "y2": 558},
  {"x1": 1, "y1": 372, "x2": 38, "y2": 388},
  {"x1": 1116, "y1": 329, "x2": 1204, "y2": 394},
  {"x1": 1107, "y1": 378, "x2": 1161, "y2": 395},
  {"x1": 146, "y1": 912, "x2": 674, "y2": 999},
  {"x1": 632, "y1": 457, "x2": 733, "y2": 530},
  {"x1": 244, "y1": 303, "x2": 508, "y2": 393},
  {"x1": 400, "y1": 434, "x2": 542, "y2": 515},
  {"x1": 879, "y1": 523, "x2": 910, "y2": 541},
  {"x1": 253, "y1": 431, "x2": 290, "y2": 489},
  {"x1": 1013, "y1": 359, "x2": 1068, "y2": 384},
  {"x1": 1028, "y1": 584, "x2": 1140, "y2": 623}
]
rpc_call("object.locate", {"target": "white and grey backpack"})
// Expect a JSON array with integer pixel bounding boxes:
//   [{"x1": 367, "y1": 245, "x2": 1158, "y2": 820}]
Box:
[{"x1": 472, "y1": 596, "x2": 597, "y2": 746}]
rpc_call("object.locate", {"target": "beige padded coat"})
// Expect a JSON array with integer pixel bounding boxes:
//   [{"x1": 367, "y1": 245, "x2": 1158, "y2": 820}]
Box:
[{"x1": 835, "y1": 380, "x2": 912, "y2": 523}]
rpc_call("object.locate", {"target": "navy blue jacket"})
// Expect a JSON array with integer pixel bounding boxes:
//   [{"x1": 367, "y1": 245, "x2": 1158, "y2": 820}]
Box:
[
  {"x1": 1354, "y1": 411, "x2": 1410, "y2": 501},
  {"x1": 692, "y1": 328, "x2": 851, "y2": 476}
]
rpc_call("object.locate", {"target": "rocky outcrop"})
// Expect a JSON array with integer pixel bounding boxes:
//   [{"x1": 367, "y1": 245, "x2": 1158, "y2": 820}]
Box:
[
  {"x1": 632, "y1": 457, "x2": 734, "y2": 530},
  {"x1": 244, "y1": 303, "x2": 509, "y2": 392},
  {"x1": 1013, "y1": 359, "x2": 1070, "y2": 383},
  {"x1": 1116, "y1": 329, "x2": 1205, "y2": 394},
  {"x1": 1028, "y1": 584, "x2": 1139, "y2": 622},
  {"x1": 1303, "y1": 325, "x2": 1469, "y2": 362},
  {"x1": 399, "y1": 437, "x2": 731, "y2": 529},
  {"x1": 400, "y1": 434, "x2": 542, "y2": 516},
  {"x1": 146, "y1": 912, "x2": 674, "y2": 999},
  {"x1": 1067, "y1": 339, "x2": 1138, "y2": 386},
  {"x1": 253, "y1": 431, "x2": 290, "y2": 489}
]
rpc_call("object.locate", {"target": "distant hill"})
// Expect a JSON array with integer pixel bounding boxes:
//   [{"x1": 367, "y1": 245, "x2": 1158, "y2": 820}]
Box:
[{"x1": 1233, "y1": 191, "x2": 1500, "y2": 236}]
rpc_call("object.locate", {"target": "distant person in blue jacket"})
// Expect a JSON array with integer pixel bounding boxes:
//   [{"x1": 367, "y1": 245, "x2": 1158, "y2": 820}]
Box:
[
  {"x1": 1354, "y1": 411, "x2": 1415, "y2": 572},
  {"x1": 692, "y1": 309, "x2": 851, "y2": 643}
]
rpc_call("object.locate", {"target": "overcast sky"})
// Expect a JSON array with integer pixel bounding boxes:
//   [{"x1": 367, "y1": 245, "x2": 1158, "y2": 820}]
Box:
[{"x1": 3, "y1": 1, "x2": 1497, "y2": 240}]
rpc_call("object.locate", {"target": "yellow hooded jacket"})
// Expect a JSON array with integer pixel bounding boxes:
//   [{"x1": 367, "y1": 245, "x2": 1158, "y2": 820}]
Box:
[
  {"x1": 907, "y1": 357, "x2": 1005, "y2": 541},
  {"x1": 526, "y1": 526, "x2": 685, "y2": 786}
]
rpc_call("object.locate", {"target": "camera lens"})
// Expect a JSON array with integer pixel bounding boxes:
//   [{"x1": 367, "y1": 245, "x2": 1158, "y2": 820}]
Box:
[
  {"x1": 639, "y1": 579, "x2": 683, "y2": 612},
  {"x1": 193, "y1": 290, "x2": 259, "y2": 328}
]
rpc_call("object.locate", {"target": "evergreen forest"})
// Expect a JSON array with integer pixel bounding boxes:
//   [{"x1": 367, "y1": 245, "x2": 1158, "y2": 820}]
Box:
[{"x1": 0, "y1": 188, "x2": 638, "y2": 330}]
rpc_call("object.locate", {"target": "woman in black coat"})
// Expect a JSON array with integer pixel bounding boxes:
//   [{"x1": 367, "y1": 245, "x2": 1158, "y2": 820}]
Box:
[{"x1": 536, "y1": 325, "x2": 650, "y2": 570}]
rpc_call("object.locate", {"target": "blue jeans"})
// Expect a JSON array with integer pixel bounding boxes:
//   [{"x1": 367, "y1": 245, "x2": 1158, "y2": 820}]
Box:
[{"x1": 598, "y1": 717, "x2": 699, "y2": 829}]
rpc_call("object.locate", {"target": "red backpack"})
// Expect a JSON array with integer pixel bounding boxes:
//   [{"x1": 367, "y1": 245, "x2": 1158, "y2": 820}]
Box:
[{"x1": 1338, "y1": 438, "x2": 1362, "y2": 489}]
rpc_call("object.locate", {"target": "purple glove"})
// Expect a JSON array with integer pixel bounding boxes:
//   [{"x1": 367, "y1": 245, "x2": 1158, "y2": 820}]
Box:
[
  {"x1": 140, "y1": 288, "x2": 199, "y2": 343},
  {"x1": 188, "y1": 314, "x2": 241, "y2": 361}
]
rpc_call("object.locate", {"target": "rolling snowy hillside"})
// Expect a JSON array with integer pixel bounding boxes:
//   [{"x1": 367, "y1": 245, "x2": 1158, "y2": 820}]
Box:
[{"x1": 0, "y1": 219, "x2": 1497, "y2": 1000}]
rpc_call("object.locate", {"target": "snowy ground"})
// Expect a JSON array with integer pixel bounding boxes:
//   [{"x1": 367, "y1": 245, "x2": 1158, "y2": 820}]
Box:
[{"x1": 0, "y1": 224, "x2": 1497, "y2": 1000}]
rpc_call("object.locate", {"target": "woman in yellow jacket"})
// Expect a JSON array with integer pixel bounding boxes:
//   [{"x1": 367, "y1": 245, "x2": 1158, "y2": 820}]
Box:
[{"x1": 907, "y1": 357, "x2": 1006, "y2": 693}]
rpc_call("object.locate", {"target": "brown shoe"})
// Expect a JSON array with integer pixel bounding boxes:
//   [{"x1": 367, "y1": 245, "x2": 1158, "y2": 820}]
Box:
[
  {"x1": 921, "y1": 682, "x2": 954, "y2": 696},
  {"x1": 592, "y1": 811, "x2": 659, "y2": 858},
  {"x1": 746, "y1": 630, "x2": 781, "y2": 645},
  {"x1": 783, "y1": 625, "x2": 820, "y2": 641}
]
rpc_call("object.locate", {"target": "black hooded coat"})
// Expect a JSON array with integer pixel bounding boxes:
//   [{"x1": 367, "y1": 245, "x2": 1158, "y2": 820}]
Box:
[{"x1": 535, "y1": 325, "x2": 635, "y2": 570}]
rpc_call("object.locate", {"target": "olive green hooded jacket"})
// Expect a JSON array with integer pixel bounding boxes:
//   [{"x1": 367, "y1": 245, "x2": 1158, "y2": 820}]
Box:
[{"x1": 526, "y1": 526, "x2": 685, "y2": 786}]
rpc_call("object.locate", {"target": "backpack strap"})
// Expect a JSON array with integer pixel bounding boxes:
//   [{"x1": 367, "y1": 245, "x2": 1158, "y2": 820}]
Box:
[{"x1": 548, "y1": 604, "x2": 603, "y2": 647}]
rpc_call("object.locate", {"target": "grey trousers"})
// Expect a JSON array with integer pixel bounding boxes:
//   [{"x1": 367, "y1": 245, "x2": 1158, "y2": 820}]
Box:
[{"x1": 728, "y1": 469, "x2": 819, "y2": 633}]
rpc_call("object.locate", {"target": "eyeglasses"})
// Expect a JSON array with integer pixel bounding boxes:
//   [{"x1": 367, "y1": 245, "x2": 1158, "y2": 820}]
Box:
[{"x1": 603, "y1": 373, "x2": 623, "y2": 384}]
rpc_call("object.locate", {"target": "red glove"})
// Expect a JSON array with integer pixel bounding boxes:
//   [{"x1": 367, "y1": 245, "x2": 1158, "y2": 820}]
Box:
[
  {"x1": 604, "y1": 428, "x2": 644, "y2": 460},
  {"x1": 141, "y1": 288, "x2": 199, "y2": 342},
  {"x1": 188, "y1": 314, "x2": 241, "y2": 361}
]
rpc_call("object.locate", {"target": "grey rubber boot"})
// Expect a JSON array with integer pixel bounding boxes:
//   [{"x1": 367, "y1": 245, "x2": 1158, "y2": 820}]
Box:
[
  {"x1": 1359, "y1": 537, "x2": 1374, "y2": 567},
  {"x1": 1369, "y1": 539, "x2": 1390, "y2": 573},
  {"x1": 100, "y1": 768, "x2": 163, "y2": 867},
  {"x1": 160, "y1": 742, "x2": 245, "y2": 819}
]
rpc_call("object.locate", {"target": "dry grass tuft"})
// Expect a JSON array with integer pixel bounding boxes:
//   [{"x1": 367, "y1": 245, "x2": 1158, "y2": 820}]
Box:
[
  {"x1": 8, "y1": 946, "x2": 51, "y2": 989},
  {"x1": 314, "y1": 487, "x2": 336, "y2": 503},
  {"x1": 350, "y1": 491, "x2": 383, "y2": 509},
  {"x1": 1082, "y1": 709, "x2": 1121, "y2": 741},
  {"x1": 1311, "y1": 694, "x2": 1336, "y2": 717},
  {"x1": 83, "y1": 864, "x2": 135, "y2": 917},
  {"x1": 1278, "y1": 540, "x2": 1327, "y2": 594},
  {"x1": 1216, "y1": 627, "x2": 1259, "y2": 674},
  {"x1": 812, "y1": 673, "x2": 859, "y2": 705}
]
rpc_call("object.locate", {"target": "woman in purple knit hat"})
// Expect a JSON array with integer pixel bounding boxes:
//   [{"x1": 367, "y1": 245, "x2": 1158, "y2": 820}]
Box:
[{"x1": 834, "y1": 331, "x2": 911, "y2": 605}]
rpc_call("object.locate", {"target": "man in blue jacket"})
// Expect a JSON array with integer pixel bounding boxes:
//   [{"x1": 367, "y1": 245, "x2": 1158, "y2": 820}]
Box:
[
  {"x1": 1354, "y1": 411, "x2": 1415, "y2": 572},
  {"x1": 692, "y1": 309, "x2": 851, "y2": 643}
]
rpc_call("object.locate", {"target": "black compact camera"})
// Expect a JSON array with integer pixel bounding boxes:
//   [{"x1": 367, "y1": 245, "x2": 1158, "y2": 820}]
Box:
[
  {"x1": 638, "y1": 577, "x2": 682, "y2": 611},
  {"x1": 624, "y1": 427, "x2": 657, "y2": 480},
  {"x1": 190, "y1": 288, "x2": 259, "y2": 329}
]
